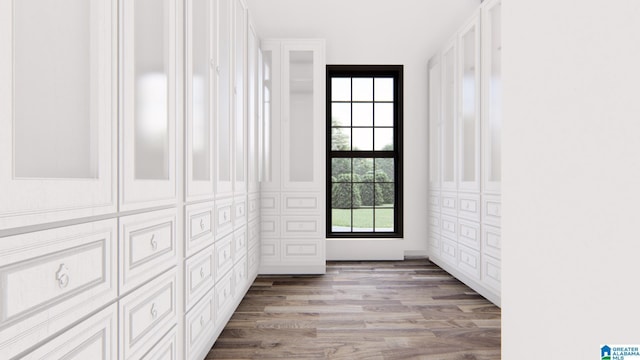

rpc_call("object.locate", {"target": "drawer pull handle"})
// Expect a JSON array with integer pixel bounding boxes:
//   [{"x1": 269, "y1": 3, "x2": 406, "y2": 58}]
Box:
[
  {"x1": 223, "y1": 212, "x2": 228, "y2": 221},
  {"x1": 200, "y1": 267, "x2": 205, "y2": 278},
  {"x1": 151, "y1": 303, "x2": 158, "y2": 319},
  {"x1": 200, "y1": 316, "x2": 205, "y2": 326},
  {"x1": 55, "y1": 264, "x2": 70, "y2": 289},
  {"x1": 150, "y1": 235, "x2": 157, "y2": 250},
  {"x1": 200, "y1": 219, "x2": 205, "y2": 230}
]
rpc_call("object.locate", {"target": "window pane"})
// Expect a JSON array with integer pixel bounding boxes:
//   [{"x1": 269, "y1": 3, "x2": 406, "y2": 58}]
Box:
[
  {"x1": 375, "y1": 158, "x2": 394, "y2": 180},
  {"x1": 331, "y1": 127, "x2": 351, "y2": 150},
  {"x1": 331, "y1": 102, "x2": 351, "y2": 126},
  {"x1": 352, "y1": 208, "x2": 373, "y2": 232},
  {"x1": 332, "y1": 77, "x2": 351, "y2": 101},
  {"x1": 352, "y1": 78, "x2": 373, "y2": 101},
  {"x1": 352, "y1": 103, "x2": 373, "y2": 127},
  {"x1": 332, "y1": 208, "x2": 352, "y2": 232},
  {"x1": 374, "y1": 78, "x2": 394, "y2": 101},
  {"x1": 374, "y1": 103, "x2": 393, "y2": 127},
  {"x1": 352, "y1": 128, "x2": 373, "y2": 151},
  {"x1": 375, "y1": 208, "x2": 394, "y2": 232},
  {"x1": 375, "y1": 182, "x2": 394, "y2": 205},
  {"x1": 332, "y1": 158, "x2": 351, "y2": 179},
  {"x1": 353, "y1": 158, "x2": 373, "y2": 178},
  {"x1": 374, "y1": 128, "x2": 394, "y2": 150}
]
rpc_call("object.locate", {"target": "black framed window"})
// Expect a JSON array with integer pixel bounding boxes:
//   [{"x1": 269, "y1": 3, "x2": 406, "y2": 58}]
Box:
[{"x1": 326, "y1": 65, "x2": 403, "y2": 238}]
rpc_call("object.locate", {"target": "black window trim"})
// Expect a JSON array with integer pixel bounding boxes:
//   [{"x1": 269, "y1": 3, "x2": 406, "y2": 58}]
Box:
[{"x1": 326, "y1": 64, "x2": 404, "y2": 238}]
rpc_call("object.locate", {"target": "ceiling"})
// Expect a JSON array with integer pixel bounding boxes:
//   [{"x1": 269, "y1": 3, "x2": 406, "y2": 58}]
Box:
[{"x1": 246, "y1": 0, "x2": 480, "y2": 62}]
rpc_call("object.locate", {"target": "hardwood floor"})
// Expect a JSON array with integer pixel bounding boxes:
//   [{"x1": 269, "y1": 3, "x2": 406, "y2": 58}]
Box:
[{"x1": 208, "y1": 259, "x2": 501, "y2": 359}]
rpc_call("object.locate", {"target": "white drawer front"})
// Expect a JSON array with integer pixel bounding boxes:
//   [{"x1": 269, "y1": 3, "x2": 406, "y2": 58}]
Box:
[
  {"x1": 282, "y1": 240, "x2": 324, "y2": 263},
  {"x1": 428, "y1": 191, "x2": 440, "y2": 212},
  {"x1": 260, "y1": 193, "x2": 280, "y2": 214},
  {"x1": 214, "y1": 234, "x2": 233, "y2": 282},
  {"x1": 121, "y1": 209, "x2": 177, "y2": 294},
  {"x1": 440, "y1": 215, "x2": 457, "y2": 240},
  {"x1": 215, "y1": 198, "x2": 233, "y2": 238},
  {"x1": 458, "y1": 220, "x2": 480, "y2": 251},
  {"x1": 185, "y1": 245, "x2": 215, "y2": 311},
  {"x1": 282, "y1": 217, "x2": 321, "y2": 237},
  {"x1": 248, "y1": 244, "x2": 260, "y2": 278},
  {"x1": 260, "y1": 216, "x2": 280, "y2": 238},
  {"x1": 458, "y1": 194, "x2": 480, "y2": 221},
  {"x1": 234, "y1": 196, "x2": 247, "y2": 229},
  {"x1": 214, "y1": 270, "x2": 234, "y2": 319},
  {"x1": 482, "y1": 195, "x2": 501, "y2": 226},
  {"x1": 440, "y1": 238, "x2": 457, "y2": 266},
  {"x1": 22, "y1": 303, "x2": 117, "y2": 360},
  {"x1": 0, "y1": 220, "x2": 117, "y2": 360},
  {"x1": 141, "y1": 326, "x2": 177, "y2": 360},
  {"x1": 428, "y1": 230, "x2": 440, "y2": 253},
  {"x1": 248, "y1": 193, "x2": 260, "y2": 220},
  {"x1": 429, "y1": 213, "x2": 441, "y2": 234},
  {"x1": 185, "y1": 202, "x2": 214, "y2": 257},
  {"x1": 119, "y1": 270, "x2": 177, "y2": 360},
  {"x1": 185, "y1": 289, "x2": 215, "y2": 360},
  {"x1": 482, "y1": 255, "x2": 501, "y2": 292},
  {"x1": 248, "y1": 219, "x2": 260, "y2": 250},
  {"x1": 283, "y1": 193, "x2": 320, "y2": 213},
  {"x1": 482, "y1": 224, "x2": 502, "y2": 259},
  {"x1": 234, "y1": 256, "x2": 248, "y2": 294},
  {"x1": 260, "y1": 240, "x2": 280, "y2": 263},
  {"x1": 441, "y1": 192, "x2": 457, "y2": 215},
  {"x1": 458, "y1": 245, "x2": 481, "y2": 280},
  {"x1": 233, "y1": 228, "x2": 248, "y2": 263}
]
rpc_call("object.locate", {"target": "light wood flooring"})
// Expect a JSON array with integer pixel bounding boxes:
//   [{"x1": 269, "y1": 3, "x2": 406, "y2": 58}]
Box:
[{"x1": 208, "y1": 259, "x2": 501, "y2": 359}]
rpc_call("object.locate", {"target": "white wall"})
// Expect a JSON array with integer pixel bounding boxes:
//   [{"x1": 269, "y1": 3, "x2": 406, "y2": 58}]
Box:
[
  {"x1": 248, "y1": 0, "x2": 479, "y2": 259},
  {"x1": 503, "y1": 0, "x2": 640, "y2": 357}
]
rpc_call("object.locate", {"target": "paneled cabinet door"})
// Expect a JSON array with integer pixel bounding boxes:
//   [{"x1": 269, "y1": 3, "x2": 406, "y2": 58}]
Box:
[
  {"x1": 259, "y1": 41, "x2": 282, "y2": 191},
  {"x1": 428, "y1": 55, "x2": 442, "y2": 190},
  {"x1": 482, "y1": 0, "x2": 502, "y2": 194},
  {"x1": 247, "y1": 22, "x2": 260, "y2": 193},
  {"x1": 233, "y1": 0, "x2": 248, "y2": 194},
  {"x1": 457, "y1": 12, "x2": 481, "y2": 192},
  {"x1": 0, "y1": 0, "x2": 117, "y2": 229},
  {"x1": 440, "y1": 37, "x2": 457, "y2": 191},
  {"x1": 121, "y1": 0, "x2": 177, "y2": 211},
  {"x1": 186, "y1": 0, "x2": 215, "y2": 201},
  {"x1": 281, "y1": 40, "x2": 326, "y2": 190},
  {"x1": 215, "y1": 0, "x2": 234, "y2": 197}
]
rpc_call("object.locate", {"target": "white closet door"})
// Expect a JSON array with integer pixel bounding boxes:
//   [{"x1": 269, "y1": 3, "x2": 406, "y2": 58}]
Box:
[
  {"x1": 215, "y1": 0, "x2": 233, "y2": 197},
  {"x1": 0, "y1": 0, "x2": 117, "y2": 229},
  {"x1": 247, "y1": 23, "x2": 260, "y2": 193},
  {"x1": 458, "y1": 12, "x2": 481, "y2": 192},
  {"x1": 482, "y1": 0, "x2": 502, "y2": 194},
  {"x1": 186, "y1": 0, "x2": 215, "y2": 202},
  {"x1": 428, "y1": 55, "x2": 442, "y2": 190},
  {"x1": 281, "y1": 40, "x2": 326, "y2": 191},
  {"x1": 259, "y1": 41, "x2": 282, "y2": 191},
  {"x1": 233, "y1": 0, "x2": 248, "y2": 194},
  {"x1": 440, "y1": 38, "x2": 457, "y2": 191},
  {"x1": 121, "y1": 0, "x2": 177, "y2": 211}
]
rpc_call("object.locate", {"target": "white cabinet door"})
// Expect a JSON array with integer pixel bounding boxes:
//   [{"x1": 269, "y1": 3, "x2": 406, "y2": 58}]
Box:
[
  {"x1": 247, "y1": 23, "x2": 260, "y2": 193},
  {"x1": 440, "y1": 38, "x2": 457, "y2": 191},
  {"x1": 458, "y1": 12, "x2": 481, "y2": 192},
  {"x1": 186, "y1": 0, "x2": 215, "y2": 202},
  {"x1": 259, "y1": 41, "x2": 282, "y2": 191},
  {"x1": 121, "y1": 0, "x2": 177, "y2": 211},
  {"x1": 233, "y1": 0, "x2": 248, "y2": 194},
  {"x1": 428, "y1": 55, "x2": 442, "y2": 190},
  {"x1": 0, "y1": 0, "x2": 117, "y2": 229},
  {"x1": 482, "y1": 0, "x2": 502, "y2": 194},
  {"x1": 215, "y1": 0, "x2": 233, "y2": 197},
  {"x1": 281, "y1": 40, "x2": 326, "y2": 191}
]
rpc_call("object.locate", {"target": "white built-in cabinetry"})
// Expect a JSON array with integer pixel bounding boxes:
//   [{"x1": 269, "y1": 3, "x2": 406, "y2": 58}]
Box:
[
  {"x1": 428, "y1": 0, "x2": 502, "y2": 306},
  {"x1": 260, "y1": 40, "x2": 326, "y2": 274},
  {"x1": 0, "y1": 0, "x2": 261, "y2": 358}
]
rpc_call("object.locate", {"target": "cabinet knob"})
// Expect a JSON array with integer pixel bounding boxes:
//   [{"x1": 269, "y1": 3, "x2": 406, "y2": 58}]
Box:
[
  {"x1": 200, "y1": 316, "x2": 205, "y2": 326},
  {"x1": 150, "y1": 234, "x2": 158, "y2": 250},
  {"x1": 200, "y1": 219, "x2": 205, "y2": 230},
  {"x1": 200, "y1": 267, "x2": 205, "y2": 278},
  {"x1": 55, "y1": 264, "x2": 70, "y2": 289},
  {"x1": 150, "y1": 303, "x2": 158, "y2": 319}
]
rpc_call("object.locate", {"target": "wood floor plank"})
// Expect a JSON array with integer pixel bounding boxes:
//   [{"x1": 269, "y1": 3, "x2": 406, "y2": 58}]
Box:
[{"x1": 208, "y1": 259, "x2": 501, "y2": 359}]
